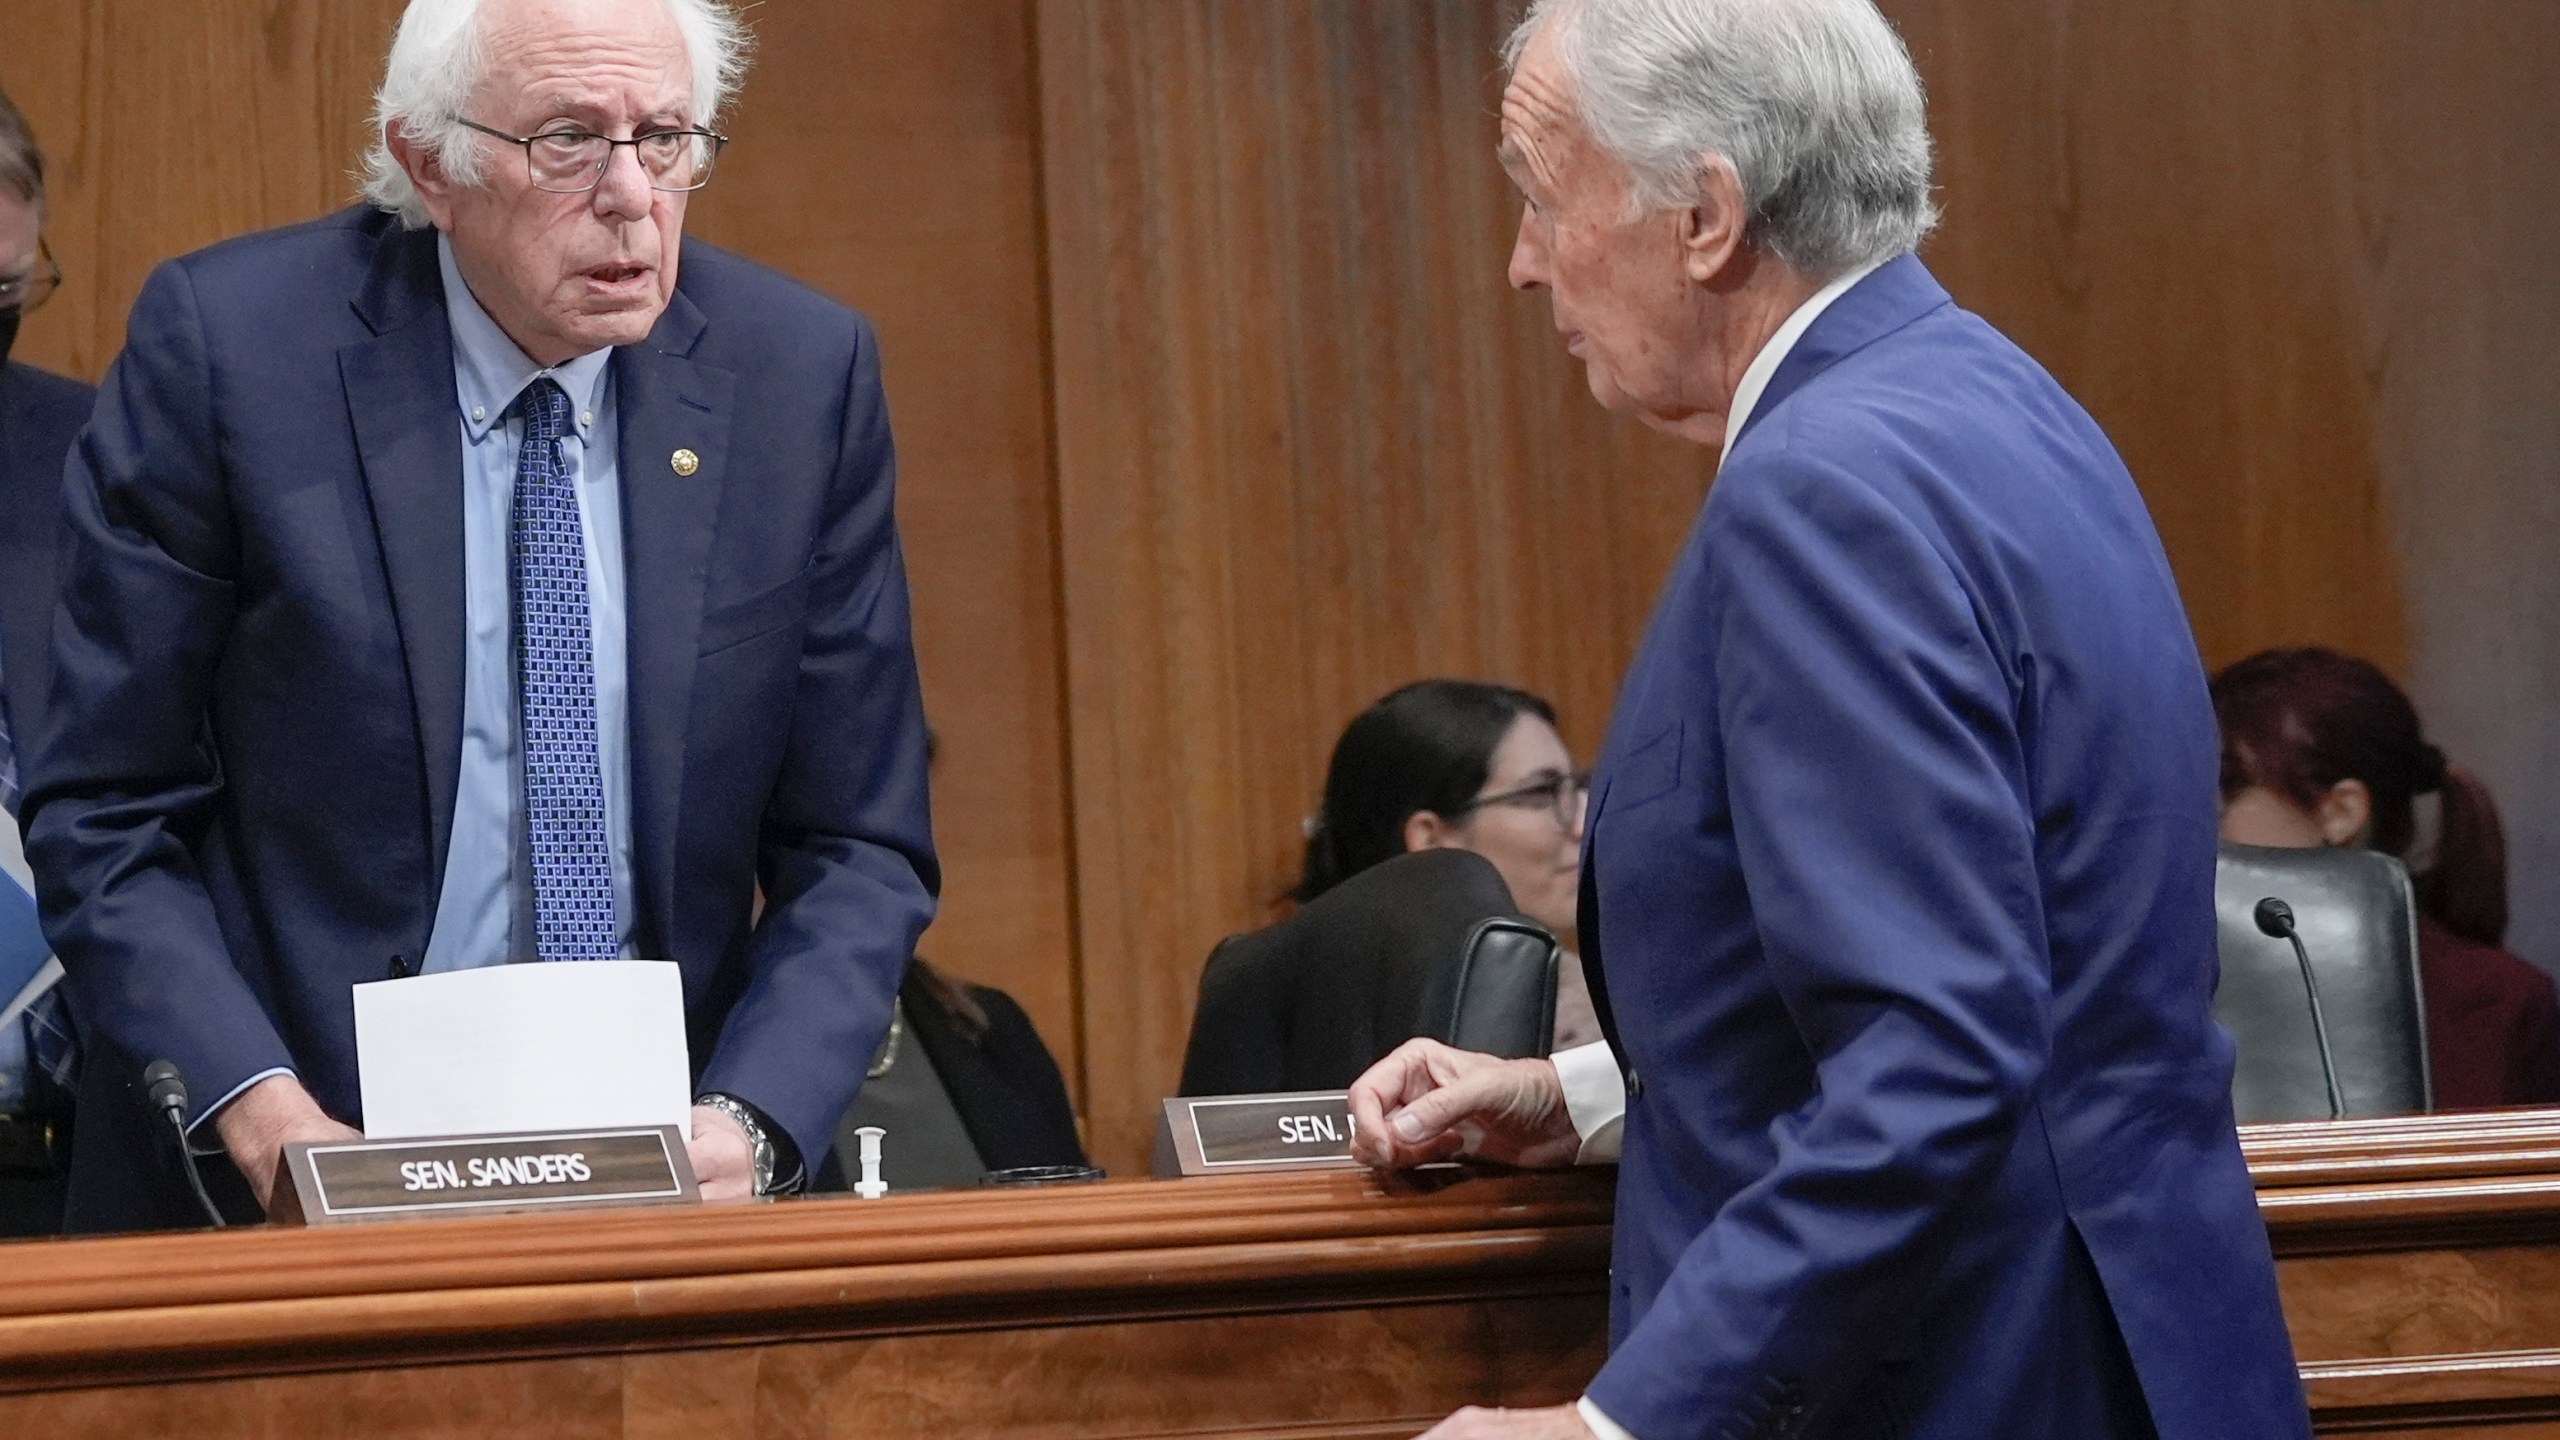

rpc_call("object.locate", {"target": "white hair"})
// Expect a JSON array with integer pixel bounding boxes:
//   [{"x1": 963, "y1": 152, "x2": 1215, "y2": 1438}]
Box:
[
  {"x1": 360, "y1": 0, "x2": 752, "y2": 228},
  {"x1": 1507, "y1": 0, "x2": 1937, "y2": 277}
]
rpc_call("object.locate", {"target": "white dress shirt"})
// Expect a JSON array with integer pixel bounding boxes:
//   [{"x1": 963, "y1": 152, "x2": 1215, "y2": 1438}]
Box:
[{"x1": 1567, "y1": 253, "x2": 1887, "y2": 1440}]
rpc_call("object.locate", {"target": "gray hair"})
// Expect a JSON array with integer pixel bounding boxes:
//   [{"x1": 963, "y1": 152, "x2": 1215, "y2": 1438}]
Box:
[
  {"x1": 1507, "y1": 0, "x2": 1937, "y2": 277},
  {"x1": 360, "y1": 0, "x2": 752, "y2": 228}
]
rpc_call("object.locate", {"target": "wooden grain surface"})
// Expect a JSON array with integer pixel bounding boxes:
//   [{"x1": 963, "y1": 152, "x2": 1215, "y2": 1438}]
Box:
[
  {"x1": 15, "y1": 1121, "x2": 2560, "y2": 1434},
  {"x1": 0, "y1": 1301, "x2": 1610, "y2": 1439}
]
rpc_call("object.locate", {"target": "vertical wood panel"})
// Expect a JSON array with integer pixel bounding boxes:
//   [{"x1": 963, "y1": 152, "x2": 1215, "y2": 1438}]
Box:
[{"x1": 1037, "y1": 1, "x2": 1708, "y2": 1176}]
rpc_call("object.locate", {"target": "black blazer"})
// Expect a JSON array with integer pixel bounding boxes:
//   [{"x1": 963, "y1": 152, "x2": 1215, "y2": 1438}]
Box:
[
  {"x1": 0, "y1": 359, "x2": 93, "y2": 744},
  {"x1": 1179, "y1": 849, "x2": 1557, "y2": 1097},
  {"x1": 815, "y1": 968, "x2": 1087, "y2": 1188}
]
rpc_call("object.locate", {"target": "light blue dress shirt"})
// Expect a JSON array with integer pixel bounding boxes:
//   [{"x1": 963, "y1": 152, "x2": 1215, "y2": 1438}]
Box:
[{"x1": 422, "y1": 234, "x2": 638, "y2": 971}]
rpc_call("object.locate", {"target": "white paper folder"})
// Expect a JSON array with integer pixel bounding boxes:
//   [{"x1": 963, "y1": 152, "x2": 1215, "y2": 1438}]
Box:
[{"x1": 353, "y1": 960, "x2": 693, "y2": 1139}]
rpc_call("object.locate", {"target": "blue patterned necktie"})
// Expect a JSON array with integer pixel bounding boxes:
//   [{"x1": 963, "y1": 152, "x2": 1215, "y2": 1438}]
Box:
[{"x1": 511, "y1": 378, "x2": 617, "y2": 961}]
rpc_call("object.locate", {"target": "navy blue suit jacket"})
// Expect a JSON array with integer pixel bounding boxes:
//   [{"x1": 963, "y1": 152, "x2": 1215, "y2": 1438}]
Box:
[
  {"x1": 0, "y1": 359, "x2": 93, "y2": 744},
  {"x1": 21, "y1": 208, "x2": 937, "y2": 1221},
  {"x1": 1578, "y1": 257, "x2": 2308, "y2": 1440}
]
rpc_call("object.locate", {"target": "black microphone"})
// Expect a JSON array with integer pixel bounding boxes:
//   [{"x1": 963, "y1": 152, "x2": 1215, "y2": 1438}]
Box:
[
  {"x1": 142, "y1": 1060, "x2": 229, "y2": 1229},
  {"x1": 2253, "y1": 898, "x2": 2345, "y2": 1121}
]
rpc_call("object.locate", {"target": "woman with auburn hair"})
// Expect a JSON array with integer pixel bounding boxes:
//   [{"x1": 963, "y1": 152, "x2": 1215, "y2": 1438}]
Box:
[{"x1": 2213, "y1": 647, "x2": 2560, "y2": 1109}]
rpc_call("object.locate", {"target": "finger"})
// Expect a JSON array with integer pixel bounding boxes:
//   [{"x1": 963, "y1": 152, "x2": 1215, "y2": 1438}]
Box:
[
  {"x1": 1385, "y1": 1068, "x2": 1518, "y2": 1148},
  {"x1": 1346, "y1": 1061, "x2": 1403, "y2": 1152},
  {"x1": 1357, "y1": 1117, "x2": 1468, "y2": 1171}
]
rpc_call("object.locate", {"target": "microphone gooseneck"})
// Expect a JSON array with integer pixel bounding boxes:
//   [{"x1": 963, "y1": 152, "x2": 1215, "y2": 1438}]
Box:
[
  {"x1": 2252, "y1": 897, "x2": 2345, "y2": 1121},
  {"x1": 142, "y1": 1059, "x2": 229, "y2": 1229}
]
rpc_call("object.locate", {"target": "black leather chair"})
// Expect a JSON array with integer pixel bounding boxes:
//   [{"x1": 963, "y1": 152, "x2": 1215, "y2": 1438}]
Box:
[
  {"x1": 1177, "y1": 849, "x2": 1560, "y2": 1097},
  {"x1": 2213, "y1": 842, "x2": 2431, "y2": 1122}
]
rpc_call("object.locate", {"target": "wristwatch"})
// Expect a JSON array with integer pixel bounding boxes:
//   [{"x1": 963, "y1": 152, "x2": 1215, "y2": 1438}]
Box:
[{"x1": 693, "y1": 1092, "x2": 789, "y2": 1196}]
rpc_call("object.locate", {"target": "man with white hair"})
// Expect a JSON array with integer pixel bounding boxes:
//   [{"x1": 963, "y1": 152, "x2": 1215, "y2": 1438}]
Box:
[
  {"x1": 24, "y1": 0, "x2": 936, "y2": 1228},
  {"x1": 1349, "y1": 1, "x2": 2312, "y2": 1436}
]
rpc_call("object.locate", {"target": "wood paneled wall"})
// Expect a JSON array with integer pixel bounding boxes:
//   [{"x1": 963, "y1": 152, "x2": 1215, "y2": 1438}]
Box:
[{"x1": 8, "y1": 1, "x2": 2556, "y2": 1178}]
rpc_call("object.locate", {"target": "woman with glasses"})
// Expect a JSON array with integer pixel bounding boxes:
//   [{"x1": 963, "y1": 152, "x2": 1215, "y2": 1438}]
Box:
[{"x1": 1296, "y1": 680, "x2": 1601, "y2": 1048}]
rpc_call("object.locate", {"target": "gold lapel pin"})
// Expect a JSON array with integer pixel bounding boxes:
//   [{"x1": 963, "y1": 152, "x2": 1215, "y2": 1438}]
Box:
[{"x1": 671, "y1": 448, "x2": 700, "y2": 477}]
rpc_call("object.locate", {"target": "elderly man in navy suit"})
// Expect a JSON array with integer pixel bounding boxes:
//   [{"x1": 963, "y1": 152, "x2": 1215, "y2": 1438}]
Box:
[
  {"x1": 23, "y1": 0, "x2": 936, "y2": 1228},
  {"x1": 1349, "y1": 2, "x2": 2311, "y2": 1437}
]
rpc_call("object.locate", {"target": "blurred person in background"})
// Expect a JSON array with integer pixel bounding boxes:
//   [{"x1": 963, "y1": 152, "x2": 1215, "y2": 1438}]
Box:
[
  {"x1": 814, "y1": 731, "x2": 1087, "y2": 1193},
  {"x1": 2215, "y1": 646, "x2": 2560, "y2": 1110},
  {"x1": 0, "y1": 83, "x2": 90, "y2": 1238},
  {"x1": 1296, "y1": 680, "x2": 1601, "y2": 1050}
]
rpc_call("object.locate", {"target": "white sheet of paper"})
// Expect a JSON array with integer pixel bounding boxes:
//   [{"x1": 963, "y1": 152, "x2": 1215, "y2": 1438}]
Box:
[{"x1": 354, "y1": 960, "x2": 692, "y2": 1139}]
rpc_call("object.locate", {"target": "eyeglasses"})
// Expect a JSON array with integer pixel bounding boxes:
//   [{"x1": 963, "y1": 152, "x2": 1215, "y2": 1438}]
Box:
[
  {"x1": 0, "y1": 239, "x2": 61, "y2": 316},
  {"x1": 458, "y1": 119, "x2": 729, "y2": 194},
  {"x1": 1452, "y1": 769, "x2": 1591, "y2": 829}
]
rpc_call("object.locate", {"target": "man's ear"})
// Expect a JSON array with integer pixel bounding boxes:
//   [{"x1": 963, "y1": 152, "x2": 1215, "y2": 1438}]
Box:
[
  {"x1": 386, "y1": 121, "x2": 459, "y2": 230},
  {"x1": 1679, "y1": 154, "x2": 1749, "y2": 285},
  {"x1": 2316, "y1": 778, "x2": 2375, "y2": 848}
]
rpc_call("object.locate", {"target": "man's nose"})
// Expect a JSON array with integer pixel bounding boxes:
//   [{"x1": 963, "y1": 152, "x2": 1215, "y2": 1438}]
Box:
[
  {"x1": 591, "y1": 141, "x2": 653, "y2": 220},
  {"x1": 1507, "y1": 203, "x2": 1547, "y2": 292}
]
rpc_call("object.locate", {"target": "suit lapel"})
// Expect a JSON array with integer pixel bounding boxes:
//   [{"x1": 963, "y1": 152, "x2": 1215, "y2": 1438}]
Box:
[
  {"x1": 340, "y1": 228, "x2": 467, "y2": 901},
  {"x1": 1730, "y1": 253, "x2": 1954, "y2": 453},
  {"x1": 615, "y1": 286, "x2": 732, "y2": 953}
]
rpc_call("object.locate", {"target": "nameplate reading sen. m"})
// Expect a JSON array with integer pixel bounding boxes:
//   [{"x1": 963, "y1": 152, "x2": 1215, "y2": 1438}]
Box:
[
  {"x1": 1153, "y1": 1090, "x2": 1367, "y2": 1177},
  {"x1": 270, "y1": 1126, "x2": 698, "y2": 1225}
]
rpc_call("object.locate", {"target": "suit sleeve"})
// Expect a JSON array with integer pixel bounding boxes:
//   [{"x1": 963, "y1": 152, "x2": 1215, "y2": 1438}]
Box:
[
  {"x1": 21, "y1": 260, "x2": 302, "y2": 1122},
  {"x1": 1584, "y1": 451, "x2": 2049, "y2": 1440},
  {"x1": 694, "y1": 315, "x2": 939, "y2": 1168}
]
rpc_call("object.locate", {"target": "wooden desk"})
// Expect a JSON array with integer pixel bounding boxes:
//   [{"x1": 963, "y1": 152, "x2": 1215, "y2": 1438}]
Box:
[
  {"x1": 0, "y1": 1168, "x2": 1613, "y2": 1437},
  {"x1": 2253, "y1": 1111, "x2": 2560, "y2": 1436},
  {"x1": 6, "y1": 1113, "x2": 2560, "y2": 1437}
]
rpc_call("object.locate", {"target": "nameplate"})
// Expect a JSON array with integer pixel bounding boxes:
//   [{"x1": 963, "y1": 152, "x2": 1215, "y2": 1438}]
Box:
[
  {"x1": 271, "y1": 1125, "x2": 698, "y2": 1225},
  {"x1": 1153, "y1": 1091, "x2": 1367, "y2": 1177}
]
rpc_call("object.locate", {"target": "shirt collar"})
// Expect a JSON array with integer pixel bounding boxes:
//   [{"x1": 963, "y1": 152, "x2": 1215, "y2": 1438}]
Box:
[
  {"x1": 1717, "y1": 254, "x2": 1889, "y2": 473},
  {"x1": 436, "y1": 233, "x2": 613, "y2": 444}
]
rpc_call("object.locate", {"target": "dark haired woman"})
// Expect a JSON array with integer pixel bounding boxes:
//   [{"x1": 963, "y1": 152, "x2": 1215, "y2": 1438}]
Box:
[
  {"x1": 1298, "y1": 680, "x2": 1601, "y2": 1048},
  {"x1": 2213, "y1": 647, "x2": 2560, "y2": 1109}
]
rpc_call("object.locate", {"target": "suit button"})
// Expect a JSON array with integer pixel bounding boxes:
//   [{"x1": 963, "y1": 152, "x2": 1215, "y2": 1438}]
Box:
[{"x1": 1625, "y1": 1069, "x2": 1644, "y2": 1099}]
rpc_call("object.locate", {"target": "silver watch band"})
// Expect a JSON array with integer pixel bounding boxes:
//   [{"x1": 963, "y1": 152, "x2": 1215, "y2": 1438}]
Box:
[{"x1": 693, "y1": 1093, "x2": 777, "y2": 1196}]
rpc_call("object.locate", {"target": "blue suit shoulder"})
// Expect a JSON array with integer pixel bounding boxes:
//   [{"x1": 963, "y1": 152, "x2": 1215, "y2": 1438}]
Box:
[
  {"x1": 671, "y1": 238, "x2": 877, "y2": 369},
  {"x1": 1715, "y1": 296, "x2": 2152, "y2": 592},
  {"x1": 2, "y1": 360, "x2": 95, "y2": 425},
  {"x1": 163, "y1": 205, "x2": 397, "y2": 305}
]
